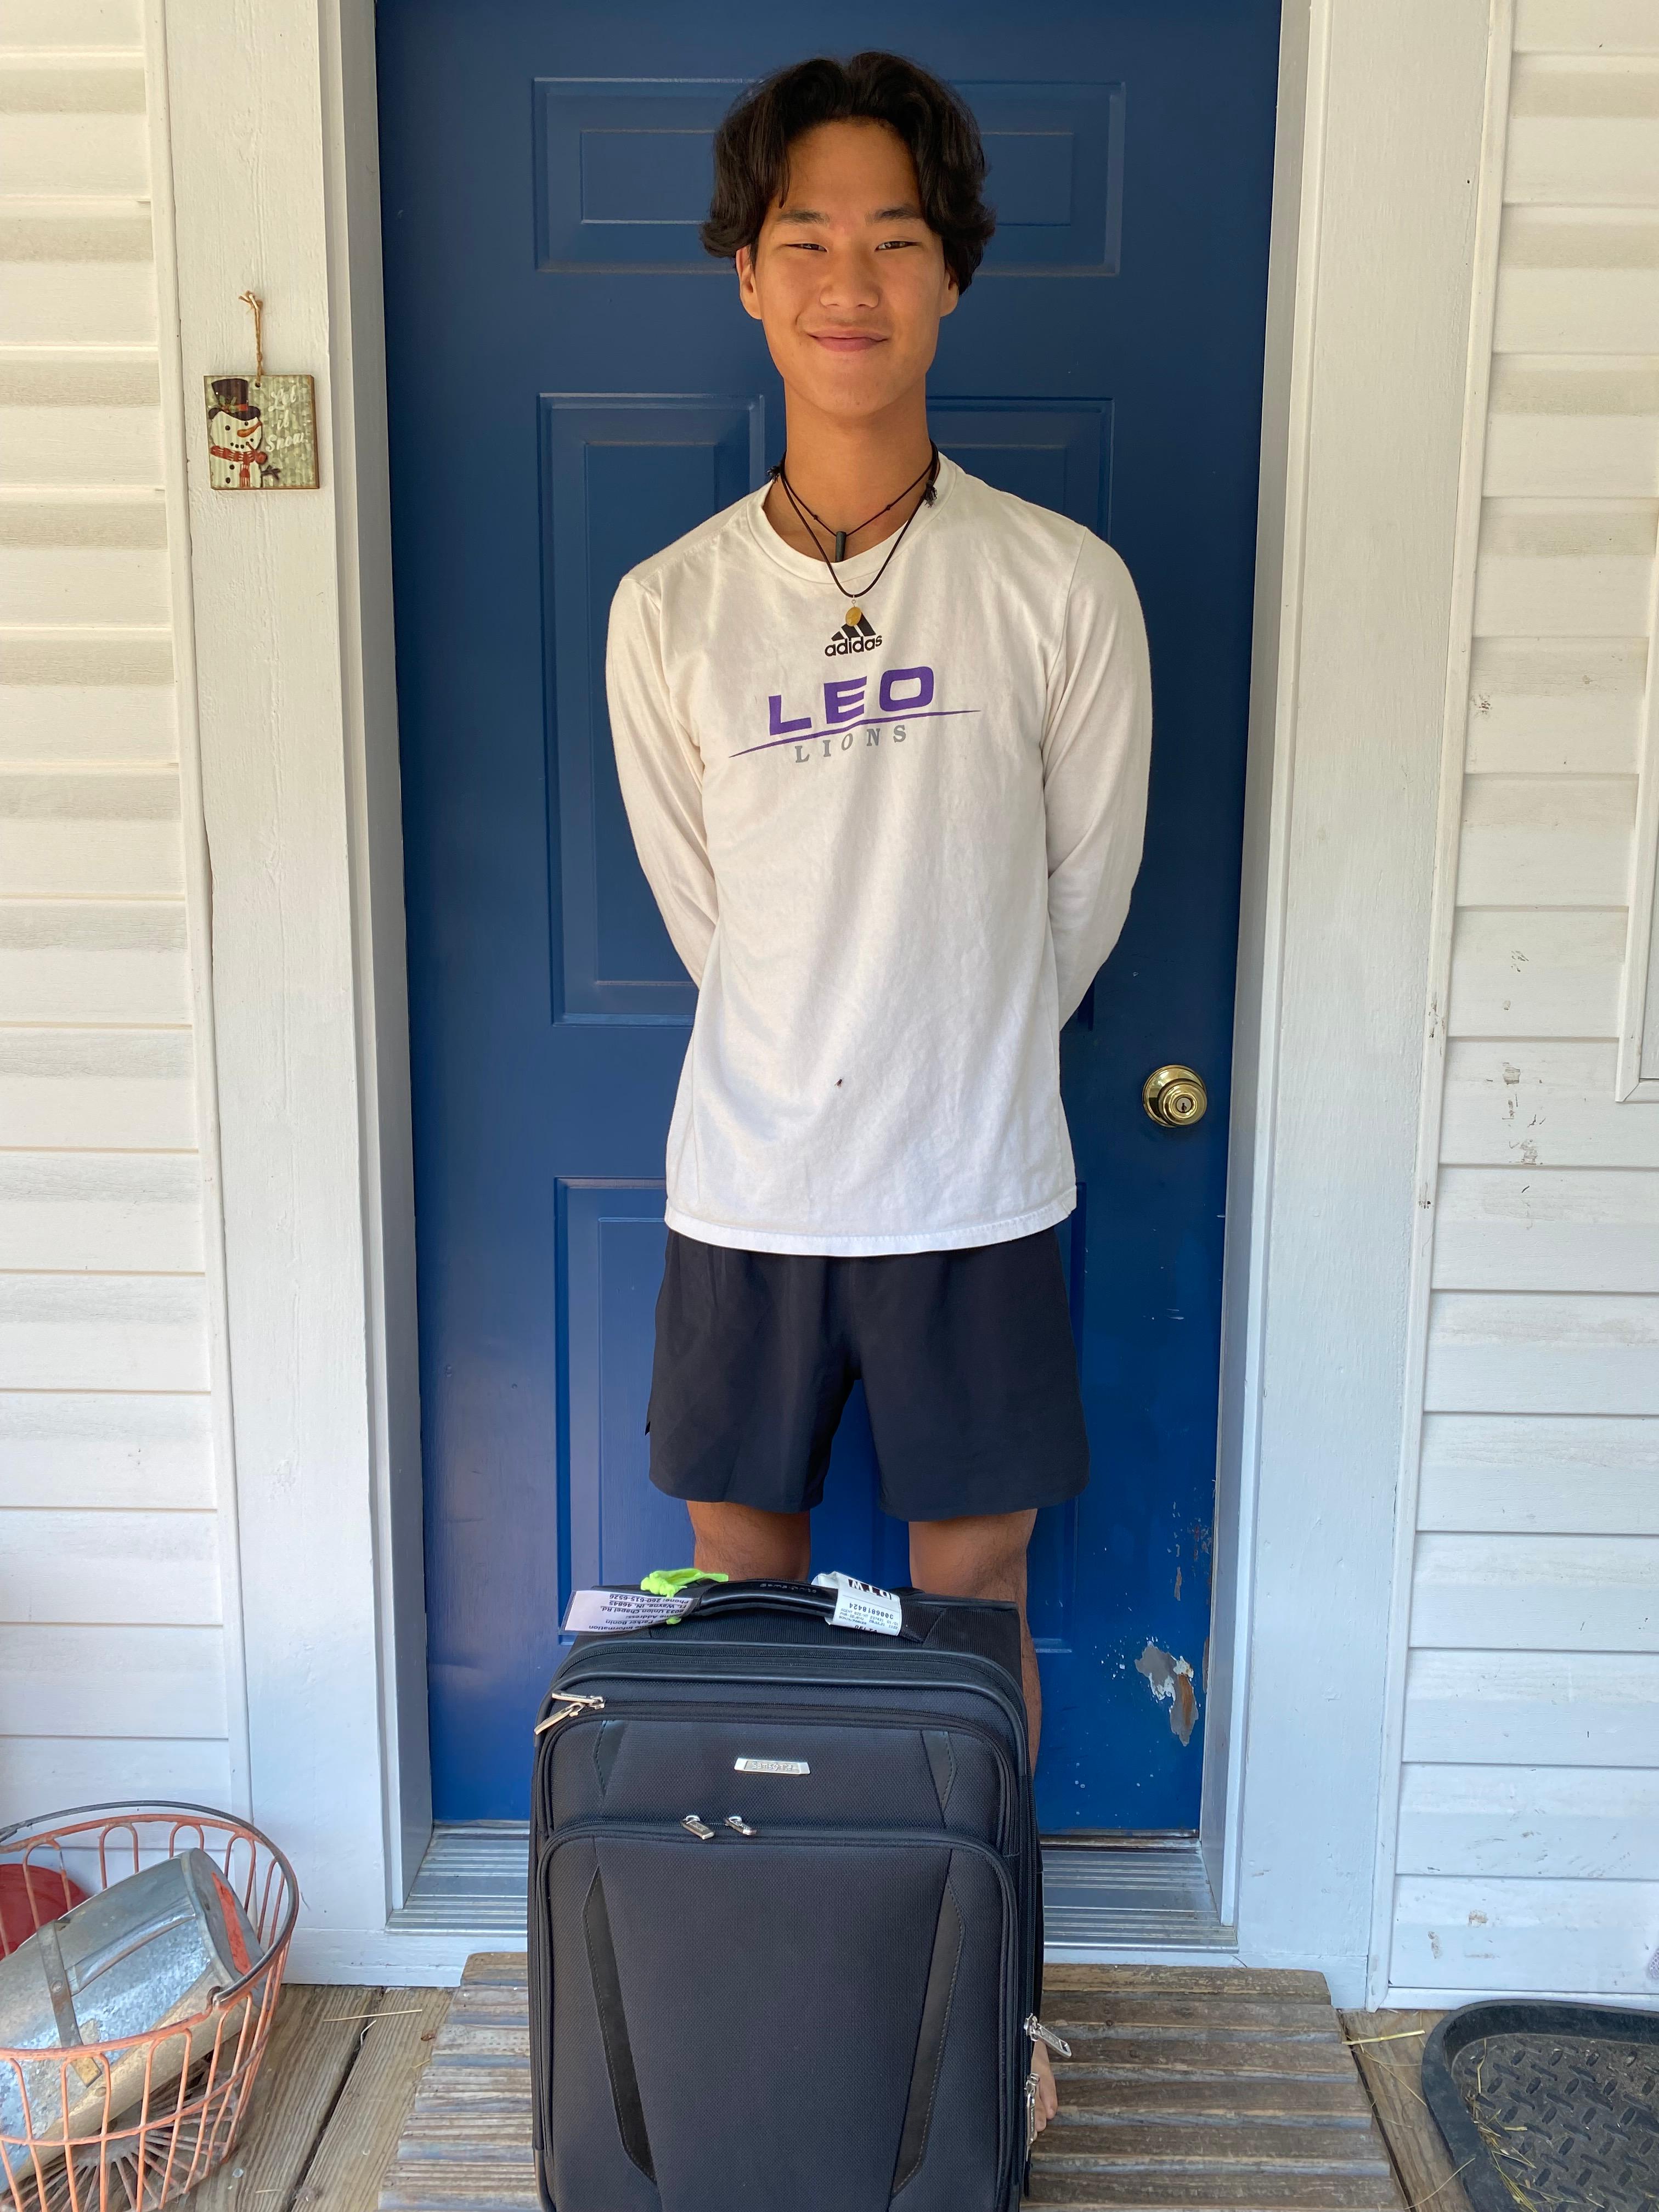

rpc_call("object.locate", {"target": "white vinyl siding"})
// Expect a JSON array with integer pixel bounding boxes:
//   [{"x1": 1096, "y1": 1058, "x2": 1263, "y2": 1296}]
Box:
[
  {"x1": 0, "y1": 13, "x2": 236, "y2": 1822},
  {"x1": 1391, "y1": 0, "x2": 1659, "y2": 1998}
]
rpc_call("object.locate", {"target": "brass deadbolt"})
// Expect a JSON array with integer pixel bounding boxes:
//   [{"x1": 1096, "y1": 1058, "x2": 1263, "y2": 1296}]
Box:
[{"x1": 1142, "y1": 1064, "x2": 1207, "y2": 1130}]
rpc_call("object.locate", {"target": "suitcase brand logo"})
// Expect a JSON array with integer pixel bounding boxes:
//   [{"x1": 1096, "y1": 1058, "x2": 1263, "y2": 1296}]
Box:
[{"x1": 733, "y1": 1757, "x2": 810, "y2": 1775}]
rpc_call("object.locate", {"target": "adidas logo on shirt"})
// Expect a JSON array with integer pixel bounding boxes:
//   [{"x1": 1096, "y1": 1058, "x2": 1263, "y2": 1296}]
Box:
[{"x1": 825, "y1": 608, "x2": 882, "y2": 657}]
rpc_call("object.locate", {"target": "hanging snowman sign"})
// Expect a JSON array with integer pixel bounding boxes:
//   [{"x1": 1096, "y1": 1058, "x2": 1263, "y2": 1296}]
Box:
[{"x1": 204, "y1": 292, "x2": 318, "y2": 491}]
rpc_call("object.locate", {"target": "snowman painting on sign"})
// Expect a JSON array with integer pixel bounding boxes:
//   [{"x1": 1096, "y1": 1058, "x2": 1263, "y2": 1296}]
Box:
[{"x1": 203, "y1": 374, "x2": 318, "y2": 490}]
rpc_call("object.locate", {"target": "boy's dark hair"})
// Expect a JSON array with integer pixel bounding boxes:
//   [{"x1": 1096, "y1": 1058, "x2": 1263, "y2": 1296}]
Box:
[{"x1": 701, "y1": 53, "x2": 996, "y2": 294}]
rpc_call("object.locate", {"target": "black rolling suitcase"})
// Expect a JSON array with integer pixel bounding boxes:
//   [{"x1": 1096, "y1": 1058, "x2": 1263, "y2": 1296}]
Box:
[{"x1": 528, "y1": 1578, "x2": 1058, "y2": 2212}]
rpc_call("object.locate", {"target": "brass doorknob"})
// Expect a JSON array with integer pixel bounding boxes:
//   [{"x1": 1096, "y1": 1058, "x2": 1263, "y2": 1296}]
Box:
[{"x1": 1143, "y1": 1064, "x2": 1207, "y2": 1129}]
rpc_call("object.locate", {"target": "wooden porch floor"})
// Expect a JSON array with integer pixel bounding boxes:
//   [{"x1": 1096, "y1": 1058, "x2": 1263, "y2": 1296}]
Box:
[{"x1": 203, "y1": 1961, "x2": 1466, "y2": 2212}]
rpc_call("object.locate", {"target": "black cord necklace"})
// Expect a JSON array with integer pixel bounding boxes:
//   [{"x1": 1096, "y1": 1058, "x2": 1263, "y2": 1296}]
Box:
[
  {"x1": 771, "y1": 445, "x2": 939, "y2": 626},
  {"x1": 777, "y1": 446, "x2": 938, "y2": 564}
]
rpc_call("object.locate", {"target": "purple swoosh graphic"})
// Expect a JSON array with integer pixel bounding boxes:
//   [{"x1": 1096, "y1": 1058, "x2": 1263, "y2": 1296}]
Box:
[{"x1": 731, "y1": 707, "x2": 979, "y2": 759}]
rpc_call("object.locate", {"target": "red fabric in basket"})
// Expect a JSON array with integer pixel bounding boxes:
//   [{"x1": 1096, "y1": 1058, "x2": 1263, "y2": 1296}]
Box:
[
  {"x1": 0, "y1": 1863, "x2": 88, "y2": 1955},
  {"x1": 206, "y1": 1865, "x2": 252, "y2": 1973}
]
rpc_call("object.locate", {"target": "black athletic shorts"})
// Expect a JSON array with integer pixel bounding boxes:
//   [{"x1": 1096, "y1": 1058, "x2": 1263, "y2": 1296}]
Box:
[{"x1": 646, "y1": 1227, "x2": 1090, "y2": 1522}]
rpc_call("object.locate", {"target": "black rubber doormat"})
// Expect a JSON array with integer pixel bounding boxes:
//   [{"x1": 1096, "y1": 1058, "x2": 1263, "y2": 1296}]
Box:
[{"x1": 1422, "y1": 2002, "x2": 1659, "y2": 2212}]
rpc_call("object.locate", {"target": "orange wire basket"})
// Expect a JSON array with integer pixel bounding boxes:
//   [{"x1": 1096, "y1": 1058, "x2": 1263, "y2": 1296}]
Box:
[{"x1": 0, "y1": 1804, "x2": 298, "y2": 2212}]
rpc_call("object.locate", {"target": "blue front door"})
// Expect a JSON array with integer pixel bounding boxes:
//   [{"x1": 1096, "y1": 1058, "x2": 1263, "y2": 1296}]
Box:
[{"x1": 378, "y1": 0, "x2": 1279, "y2": 1834}]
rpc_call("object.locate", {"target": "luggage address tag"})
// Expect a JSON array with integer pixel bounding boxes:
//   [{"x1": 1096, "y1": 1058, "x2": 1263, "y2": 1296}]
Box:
[
  {"x1": 812, "y1": 1571, "x2": 904, "y2": 1636},
  {"x1": 561, "y1": 1568, "x2": 729, "y2": 1636},
  {"x1": 561, "y1": 1587, "x2": 702, "y2": 1634}
]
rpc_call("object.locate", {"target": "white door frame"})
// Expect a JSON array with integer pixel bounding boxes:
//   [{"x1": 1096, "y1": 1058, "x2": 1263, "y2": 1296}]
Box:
[{"x1": 148, "y1": 0, "x2": 1498, "y2": 1994}]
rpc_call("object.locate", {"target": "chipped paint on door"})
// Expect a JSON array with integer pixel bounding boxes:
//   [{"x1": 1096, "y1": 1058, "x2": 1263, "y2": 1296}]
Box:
[{"x1": 1136, "y1": 1641, "x2": 1198, "y2": 1746}]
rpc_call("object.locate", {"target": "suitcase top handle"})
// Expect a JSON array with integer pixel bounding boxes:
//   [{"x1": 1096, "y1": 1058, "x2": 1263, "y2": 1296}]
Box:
[{"x1": 678, "y1": 1581, "x2": 925, "y2": 1641}]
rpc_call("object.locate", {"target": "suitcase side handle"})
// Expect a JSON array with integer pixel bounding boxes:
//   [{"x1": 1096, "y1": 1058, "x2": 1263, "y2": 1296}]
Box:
[{"x1": 678, "y1": 1581, "x2": 923, "y2": 1641}]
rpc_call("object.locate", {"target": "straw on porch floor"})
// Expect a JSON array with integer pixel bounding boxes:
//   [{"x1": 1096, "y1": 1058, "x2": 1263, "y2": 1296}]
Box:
[{"x1": 374, "y1": 1954, "x2": 1415, "y2": 2211}]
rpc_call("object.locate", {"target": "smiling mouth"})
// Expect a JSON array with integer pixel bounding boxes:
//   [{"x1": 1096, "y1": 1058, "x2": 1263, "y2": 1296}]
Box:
[{"x1": 809, "y1": 331, "x2": 885, "y2": 352}]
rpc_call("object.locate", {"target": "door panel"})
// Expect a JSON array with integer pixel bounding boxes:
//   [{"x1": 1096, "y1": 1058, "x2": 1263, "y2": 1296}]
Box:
[
  {"x1": 542, "y1": 397, "x2": 762, "y2": 1018},
  {"x1": 377, "y1": 0, "x2": 1280, "y2": 1830}
]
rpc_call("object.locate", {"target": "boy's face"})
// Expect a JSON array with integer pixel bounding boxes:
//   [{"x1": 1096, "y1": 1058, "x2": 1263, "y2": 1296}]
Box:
[{"x1": 737, "y1": 119, "x2": 958, "y2": 423}]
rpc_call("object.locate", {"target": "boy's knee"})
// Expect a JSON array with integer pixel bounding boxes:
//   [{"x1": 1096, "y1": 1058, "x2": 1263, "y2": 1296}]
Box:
[
  {"x1": 689, "y1": 1500, "x2": 811, "y2": 1582},
  {"x1": 910, "y1": 1511, "x2": 1035, "y2": 1605}
]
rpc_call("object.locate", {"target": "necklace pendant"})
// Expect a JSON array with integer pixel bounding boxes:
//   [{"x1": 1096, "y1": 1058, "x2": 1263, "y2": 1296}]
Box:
[
  {"x1": 833, "y1": 530, "x2": 847, "y2": 563},
  {"x1": 845, "y1": 606, "x2": 861, "y2": 629}
]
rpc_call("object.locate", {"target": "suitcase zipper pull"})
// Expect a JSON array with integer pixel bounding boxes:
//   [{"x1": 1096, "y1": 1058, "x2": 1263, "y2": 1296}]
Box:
[
  {"x1": 1024, "y1": 2071, "x2": 1040, "y2": 2152},
  {"x1": 534, "y1": 1692, "x2": 605, "y2": 1735},
  {"x1": 681, "y1": 1814, "x2": 716, "y2": 1840},
  {"x1": 723, "y1": 1815, "x2": 757, "y2": 1836},
  {"x1": 1025, "y1": 2015, "x2": 1073, "y2": 2058}
]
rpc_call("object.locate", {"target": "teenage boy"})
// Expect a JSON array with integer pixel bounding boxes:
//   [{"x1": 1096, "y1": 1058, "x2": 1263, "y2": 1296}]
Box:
[{"x1": 607, "y1": 50, "x2": 1151, "y2": 2130}]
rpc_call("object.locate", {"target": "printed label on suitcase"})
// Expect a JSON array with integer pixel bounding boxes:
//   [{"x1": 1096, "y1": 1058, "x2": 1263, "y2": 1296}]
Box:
[
  {"x1": 562, "y1": 1588, "x2": 697, "y2": 1633},
  {"x1": 814, "y1": 1572, "x2": 904, "y2": 1636}
]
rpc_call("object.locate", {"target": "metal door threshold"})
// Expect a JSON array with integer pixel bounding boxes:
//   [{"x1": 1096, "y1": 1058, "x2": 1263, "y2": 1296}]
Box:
[
  {"x1": 391, "y1": 1824, "x2": 1237, "y2": 1957},
  {"x1": 1040, "y1": 1836, "x2": 1235, "y2": 1955},
  {"x1": 391, "y1": 1822, "x2": 532, "y2": 1937}
]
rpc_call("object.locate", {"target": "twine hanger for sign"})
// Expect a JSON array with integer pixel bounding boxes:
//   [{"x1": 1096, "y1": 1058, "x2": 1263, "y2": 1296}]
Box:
[{"x1": 238, "y1": 290, "x2": 264, "y2": 382}]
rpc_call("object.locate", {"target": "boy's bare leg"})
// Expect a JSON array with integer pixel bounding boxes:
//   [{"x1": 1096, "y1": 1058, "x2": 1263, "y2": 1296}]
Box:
[
  {"x1": 687, "y1": 1498, "x2": 811, "y2": 1581},
  {"x1": 908, "y1": 1511, "x2": 1057, "y2": 2134}
]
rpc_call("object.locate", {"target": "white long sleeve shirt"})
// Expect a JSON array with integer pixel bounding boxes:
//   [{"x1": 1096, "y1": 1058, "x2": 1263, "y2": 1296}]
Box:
[{"x1": 606, "y1": 454, "x2": 1152, "y2": 1256}]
